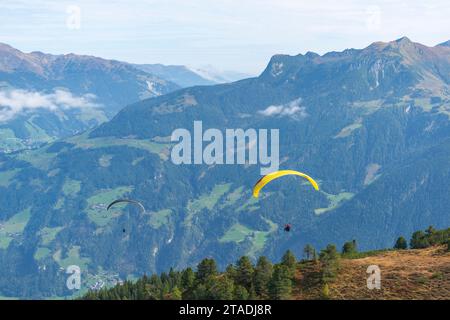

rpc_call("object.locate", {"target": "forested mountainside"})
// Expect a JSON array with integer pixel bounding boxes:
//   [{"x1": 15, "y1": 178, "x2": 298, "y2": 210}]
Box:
[{"x1": 1, "y1": 37, "x2": 449, "y2": 298}]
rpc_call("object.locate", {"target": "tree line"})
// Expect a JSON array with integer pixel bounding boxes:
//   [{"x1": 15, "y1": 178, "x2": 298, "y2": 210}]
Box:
[
  {"x1": 82, "y1": 226, "x2": 449, "y2": 300},
  {"x1": 394, "y1": 226, "x2": 449, "y2": 250}
]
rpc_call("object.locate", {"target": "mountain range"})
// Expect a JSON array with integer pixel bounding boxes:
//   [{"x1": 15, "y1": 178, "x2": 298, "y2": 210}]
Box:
[
  {"x1": 0, "y1": 43, "x2": 233, "y2": 153},
  {"x1": 0, "y1": 37, "x2": 449, "y2": 298}
]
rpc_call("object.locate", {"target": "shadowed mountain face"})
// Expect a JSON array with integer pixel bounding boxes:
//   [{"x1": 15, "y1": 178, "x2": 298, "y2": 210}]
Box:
[
  {"x1": 0, "y1": 37, "x2": 449, "y2": 298},
  {"x1": 0, "y1": 43, "x2": 182, "y2": 152}
]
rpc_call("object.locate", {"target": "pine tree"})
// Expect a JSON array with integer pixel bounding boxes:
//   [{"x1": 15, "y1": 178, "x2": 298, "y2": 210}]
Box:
[
  {"x1": 268, "y1": 265, "x2": 292, "y2": 300},
  {"x1": 233, "y1": 285, "x2": 249, "y2": 300},
  {"x1": 320, "y1": 244, "x2": 339, "y2": 260},
  {"x1": 248, "y1": 284, "x2": 258, "y2": 300},
  {"x1": 303, "y1": 244, "x2": 315, "y2": 260},
  {"x1": 235, "y1": 256, "x2": 254, "y2": 290},
  {"x1": 170, "y1": 286, "x2": 182, "y2": 300},
  {"x1": 410, "y1": 231, "x2": 429, "y2": 249},
  {"x1": 181, "y1": 267, "x2": 195, "y2": 289},
  {"x1": 225, "y1": 264, "x2": 237, "y2": 279},
  {"x1": 161, "y1": 280, "x2": 171, "y2": 299},
  {"x1": 319, "y1": 244, "x2": 340, "y2": 283},
  {"x1": 196, "y1": 258, "x2": 218, "y2": 282},
  {"x1": 394, "y1": 236, "x2": 408, "y2": 249},
  {"x1": 192, "y1": 283, "x2": 208, "y2": 299},
  {"x1": 253, "y1": 256, "x2": 273, "y2": 298},
  {"x1": 281, "y1": 250, "x2": 297, "y2": 278},
  {"x1": 168, "y1": 267, "x2": 181, "y2": 288},
  {"x1": 424, "y1": 226, "x2": 445, "y2": 246},
  {"x1": 209, "y1": 275, "x2": 234, "y2": 300},
  {"x1": 342, "y1": 240, "x2": 357, "y2": 255}
]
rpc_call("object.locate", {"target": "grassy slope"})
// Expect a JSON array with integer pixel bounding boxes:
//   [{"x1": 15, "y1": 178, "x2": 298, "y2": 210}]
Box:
[
  {"x1": 293, "y1": 246, "x2": 450, "y2": 300},
  {"x1": 0, "y1": 208, "x2": 32, "y2": 249}
]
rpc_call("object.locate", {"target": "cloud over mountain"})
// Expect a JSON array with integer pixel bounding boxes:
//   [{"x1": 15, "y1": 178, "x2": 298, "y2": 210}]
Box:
[
  {"x1": 0, "y1": 89, "x2": 99, "y2": 121},
  {"x1": 258, "y1": 98, "x2": 307, "y2": 119}
]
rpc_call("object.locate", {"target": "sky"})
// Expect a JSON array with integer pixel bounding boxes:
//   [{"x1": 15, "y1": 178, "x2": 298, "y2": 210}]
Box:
[{"x1": 0, "y1": 0, "x2": 449, "y2": 75}]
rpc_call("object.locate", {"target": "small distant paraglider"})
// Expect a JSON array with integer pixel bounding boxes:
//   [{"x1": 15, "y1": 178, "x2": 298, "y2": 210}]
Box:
[
  {"x1": 107, "y1": 199, "x2": 146, "y2": 213},
  {"x1": 252, "y1": 170, "x2": 319, "y2": 234},
  {"x1": 106, "y1": 199, "x2": 146, "y2": 233}
]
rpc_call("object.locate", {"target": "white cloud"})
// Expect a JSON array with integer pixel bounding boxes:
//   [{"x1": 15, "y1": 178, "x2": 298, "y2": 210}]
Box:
[
  {"x1": 258, "y1": 98, "x2": 307, "y2": 120},
  {"x1": 0, "y1": 89, "x2": 99, "y2": 122}
]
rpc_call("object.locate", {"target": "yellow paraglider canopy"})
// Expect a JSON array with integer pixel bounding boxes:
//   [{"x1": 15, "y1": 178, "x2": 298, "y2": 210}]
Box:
[{"x1": 252, "y1": 170, "x2": 319, "y2": 198}]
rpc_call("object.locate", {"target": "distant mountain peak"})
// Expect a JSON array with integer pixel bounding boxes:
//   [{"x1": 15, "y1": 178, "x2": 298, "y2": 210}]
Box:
[
  {"x1": 366, "y1": 36, "x2": 412, "y2": 47},
  {"x1": 0, "y1": 42, "x2": 17, "y2": 51},
  {"x1": 395, "y1": 36, "x2": 413, "y2": 44},
  {"x1": 437, "y1": 40, "x2": 450, "y2": 48},
  {"x1": 304, "y1": 51, "x2": 320, "y2": 58}
]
